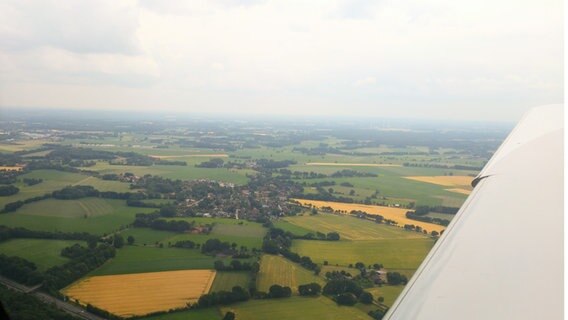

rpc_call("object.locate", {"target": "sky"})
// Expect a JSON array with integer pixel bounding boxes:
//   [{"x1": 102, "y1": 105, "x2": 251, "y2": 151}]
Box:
[{"x1": 0, "y1": 0, "x2": 563, "y2": 122}]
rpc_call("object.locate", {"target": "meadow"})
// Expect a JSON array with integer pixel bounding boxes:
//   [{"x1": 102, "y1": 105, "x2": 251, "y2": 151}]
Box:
[
  {"x1": 91, "y1": 246, "x2": 253, "y2": 276},
  {"x1": 291, "y1": 238, "x2": 434, "y2": 271},
  {"x1": 256, "y1": 255, "x2": 324, "y2": 294},
  {"x1": 0, "y1": 198, "x2": 154, "y2": 235},
  {"x1": 139, "y1": 308, "x2": 222, "y2": 320},
  {"x1": 281, "y1": 213, "x2": 429, "y2": 240},
  {"x1": 365, "y1": 286, "x2": 405, "y2": 307},
  {"x1": 0, "y1": 239, "x2": 84, "y2": 271},
  {"x1": 220, "y1": 296, "x2": 370, "y2": 320},
  {"x1": 210, "y1": 272, "x2": 252, "y2": 292},
  {"x1": 63, "y1": 269, "x2": 216, "y2": 317}
]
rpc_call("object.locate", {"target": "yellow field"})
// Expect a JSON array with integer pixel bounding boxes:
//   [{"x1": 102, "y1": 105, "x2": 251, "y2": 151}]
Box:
[
  {"x1": 150, "y1": 154, "x2": 229, "y2": 159},
  {"x1": 405, "y1": 175, "x2": 473, "y2": 195},
  {"x1": 0, "y1": 166, "x2": 23, "y2": 171},
  {"x1": 305, "y1": 162, "x2": 400, "y2": 167},
  {"x1": 294, "y1": 199, "x2": 445, "y2": 233},
  {"x1": 62, "y1": 270, "x2": 216, "y2": 317}
]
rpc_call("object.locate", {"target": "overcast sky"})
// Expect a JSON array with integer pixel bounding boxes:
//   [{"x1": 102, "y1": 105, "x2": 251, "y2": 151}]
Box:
[{"x1": 0, "y1": 0, "x2": 563, "y2": 121}]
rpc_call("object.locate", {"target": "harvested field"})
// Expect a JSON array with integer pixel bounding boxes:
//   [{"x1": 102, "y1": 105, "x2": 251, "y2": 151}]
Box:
[
  {"x1": 404, "y1": 175, "x2": 473, "y2": 187},
  {"x1": 445, "y1": 188, "x2": 471, "y2": 195},
  {"x1": 305, "y1": 162, "x2": 400, "y2": 167},
  {"x1": 0, "y1": 166, "x2": 23, "y2": 171},
  {"x1": 257, "y1": 255, "x2": 324, "y2": 293},
  {"x1": 63, "y1": 270, "x2": 216, "y2": 317},
  {"x1": 293, "y1": 199, "x2": 445, "y2": 233}
]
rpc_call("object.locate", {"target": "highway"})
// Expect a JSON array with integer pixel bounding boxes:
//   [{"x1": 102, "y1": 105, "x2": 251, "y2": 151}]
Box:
[{"x1": 0, "y1": 276, "x2": 106, "y2": 320}]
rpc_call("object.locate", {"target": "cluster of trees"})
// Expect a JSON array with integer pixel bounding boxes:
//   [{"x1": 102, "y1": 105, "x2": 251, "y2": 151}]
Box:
[
  {"x1": 197, "y1": 286, "x2": 250, "y2": 307},
  {"x1": 386, "y1": 272, "x2": 408, "y2": 285},
  {"x1": 0, "y1": 286, "x2": 77, "y2": 320},
  {"x1": 172, "y1": 240, "x2": 198, "y2": 249},
  {"x1": 0, "y1": 254, "x2": 43, "y2": 285},
  {"x1": 126, "y1": 199, "x2": 163, "y2": 208},
  {"x1": 0, "y1": 185, "x2": 19, "y2": 196},
  {"x1": 330, "y1": 169, "x2": 378, "y2": 178},
  {"x1": 322, "y1": 279, "x2": 374, "y2": 306},
  {"x1": 195, "y1": 158, "x2": 225, "y2": 168},
  {"x1": 413, "y1": 205, "x2": 459, "y2": 215},
  {"x1": 0, "y1": 170, "x2": 20, "y2": 184},
  {"x1": 405, "y1": 212, "x2": 450, "y2": 227},
  {"x1": 44, "y1": 244, "x2": 116, "y2": 292},
  {"x1": 0, "y1": 226, "x2": 98, "y2": 244},
  {"x1": 131, "y1": 175, "x2": 183, "y2": 194},
  {"x1": 154, "y1": 159, "x2": 187, "y2": 166},
  {"x1": 254, "y1": 159, "x2": 296, "y2": 170},
  {"x1": 213, "y1": 260, "x2": 255, "y2": 271},
  {"x1": 52, "y1": 185, "x2": 99, "y2": 199},
  {"x1": 298, "y1": 283, "x2": 322, "y2": 296},
  {"x1": 296, "y1": 231, "x2": 340, "y2": 241},
  {"x1": 23, "y1": 177, "x2": 43, "y2": 186}
]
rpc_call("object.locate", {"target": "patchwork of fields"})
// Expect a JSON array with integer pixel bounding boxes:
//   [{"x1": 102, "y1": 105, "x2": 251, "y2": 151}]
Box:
[{"x1": 63, "y1": 270, "x2": 216, "y2": 317}]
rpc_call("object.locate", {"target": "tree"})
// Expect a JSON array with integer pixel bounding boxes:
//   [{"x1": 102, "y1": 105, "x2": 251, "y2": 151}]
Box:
[
  {"x1": 269, "y1": 285, "x2": 292, "y2": 298},
  {"x1": 349, "y1": 189, "x2": 356, "y2": 196},
  {"x1": 336, "y1": 293, "x2": 357, "y2": 306},
  {"x1": 113, "y1": 234, "x2": 124, "y2": 248},
  {"x1": 127, "y1": 236, "x2": 135, "y2": 245},
  {"x1": 298, "y1": 283, "x2": 322, "y2": 296},
  {"x1": 326, "y1": 232, "x2": 340, "y2": 241},
  {"x1": 386, "y1": 272, "x2": 408, "y2": 285},
  {"x1": 223, "y1": 311, "x2": 236, "y2": 320},
  {"x1": 359, "y1": 291, "x2": 373, "y2": 304}
]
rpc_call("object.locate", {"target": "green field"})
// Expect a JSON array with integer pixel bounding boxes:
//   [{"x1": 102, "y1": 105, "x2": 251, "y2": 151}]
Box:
[
  {"x1": 210, "y1": 223, "x2": 266, "y2": 238},
  {"x1": 273, "y1": 220, "x2": 313, "y2": 236},
  {"x1": 0, "y1": 239, "x2": 84, "y2": 271},
  {"x1": 210, "y1": 272, "x2": 252, "y2": 292},
  {"x1": 0, "y1": 198, "x2": 154, "y2": 235},
  {"x1": 291, "y1": 238, "x2": 434, "y2": 270},
  {"x1": 119, "y1": 228, "x2": 178, "y2": 246},
  {"x1": 91, "y1": 246, "x2": 253, "y2": 276},
  {"x1": 220, "y1": 296, "x2": 370, "y2": 320},
  {"x1": 256, "y1": 255, "x2": 324, "y2": 294},
  {"x1": 166, "y1": 233, "x2": 263, "y2": 251},
  {"x1": 139, "y1": 308, "x2": 222, "y2": 320},
  {"x1": 282, "y1": 214, "x2": 429, "y2": 240},
  {"x1": 365, "y1": 286, "x2": 405, "y2": 307}
]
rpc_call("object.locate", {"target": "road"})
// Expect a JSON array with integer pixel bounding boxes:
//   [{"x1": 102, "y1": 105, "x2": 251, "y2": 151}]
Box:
[{"x1": 0, "y1": 276, "x2": 106, "y2": 320}]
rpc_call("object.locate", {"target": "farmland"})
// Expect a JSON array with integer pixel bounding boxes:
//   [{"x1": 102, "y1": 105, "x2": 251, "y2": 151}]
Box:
[
  {"x1": 291, "y1": 238, "x2": 434, "y2": 271},
  {"x1": 0, "y1": 239, "x2": 84, "y2": 271},
  {"x1": 281, "y1": 213, "x2": 428, "y2": 240},
  {"x1": 256, "y1": 255, "x2": 324, "y2": 293},
  {"x1": 211, "y1": 272, "x2": 252, "y2": 292},
  {"x1": 220, "y1": 296, "x2": 370, "y2": 320},
  {"x1": 63, "y1": 269, "x2": 216, "y2": 317},
  {"x1": 294, "y1": 199, "x2": 446, "y2": 233},
  {"x1": 0, "y1": 199, "x2": 154, "y2": 235},
  {"x1": 91, "y1": 246, "x2": 250, "y2": 276}
]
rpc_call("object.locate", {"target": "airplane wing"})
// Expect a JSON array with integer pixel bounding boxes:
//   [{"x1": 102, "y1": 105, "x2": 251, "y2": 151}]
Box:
[{"x1": 383, "y1": 104, "x2": 564, "y2": 320}]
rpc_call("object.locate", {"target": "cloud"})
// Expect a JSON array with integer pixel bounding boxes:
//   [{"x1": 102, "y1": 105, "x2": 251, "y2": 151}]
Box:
[{"x1": 353, "y1": 76, "x2": 377, "y2": 87}]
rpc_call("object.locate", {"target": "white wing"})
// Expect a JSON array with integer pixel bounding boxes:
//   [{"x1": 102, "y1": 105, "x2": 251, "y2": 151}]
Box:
[{"x1": 384, "y1": 104, "x2": 564, "y2": 320}]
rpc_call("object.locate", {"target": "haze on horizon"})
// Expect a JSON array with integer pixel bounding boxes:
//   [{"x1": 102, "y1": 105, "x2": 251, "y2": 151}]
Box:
[{"x1": 0, "y1": 0, "x2": 563, "y2": 122}]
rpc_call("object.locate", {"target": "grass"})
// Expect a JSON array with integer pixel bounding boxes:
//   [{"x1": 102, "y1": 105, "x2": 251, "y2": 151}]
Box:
[
  {"x1": 365, "y1": 285, "x2": 405, "y2": 307},
  {"x1": 210, "y1": 272, "x2": 252, "y2": 292},
  {"x1": 119, "y1": 228, "x2": 178, "y2": 246},
  {"x1": 273, "y1": 220, "x2": 313, "y2": 236},
  {"x1": 282, "y1": 213, "x2": 429, "y2": 240},
  {"x1": 210, "y1": 223, "x2": 266, "y2": 238},
  {"x1": 0, "y1": 239, "x2": 84, "y2": 271},
  {"x1": 256, "y1": 255, "x2": 324, "y2": 294},
  {"x1": 291, "y1": 238, "x2": 434, "y2": 270},
  {"x1": 220, "y1": 296, "x2": 370, "y2": 320},
  {"x1": 91, "y1": 246, "x2": 253, "y2": 276},
  {"x1": 138, "y1": 308, "x2": 222, "y2": 320},
  {"x1": 0, "y1": 198, "x2": 154, "y2": 236},
  {"x1": 166, "y1": 233, "x2": 263, "y2": 251}
]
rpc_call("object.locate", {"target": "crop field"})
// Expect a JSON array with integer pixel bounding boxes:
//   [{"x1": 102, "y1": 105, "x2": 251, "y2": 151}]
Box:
[
  {"x1": 294, "y1": 199, "x2": 446, "y2": 233},
  {"x1": 70, "y1": 176, "x2": 133, "y2": 192},
  {"x1": 220, "y1": 296, "x2": 370, "y2": 320},
  {"x1": 210, "y1": 272, "x2": 252, "y2": 292},
  {"x1": 282, "y1": 213, "x2": 429, "y2": 240},
  {"x1": 0, "y1": 198, "x2": 154, "y2": 235},
  {"x1": 210, "y1": 223, "x2": 266, "y2": 238},
  {"x1": 273, "y1": 220, "x2": 313, "y2": 236},
  {"x1": 62, "y1": 269, "x2": 216, "y2": 317},
  {"x1": 404, "y1": 175, "x2": 473, "y2": 187},
  {"x1": 291, "y1": 238, "x2": 434, "y2": 271},
  {"x1": 0, "y1": 239, "x2": 84, "y2": 271},
  {"x1": 0, "y1": 140, "x2": 51, "y2": 153},
  {"x1": 91, "y1": 246, "x2": 253, "y2": 276},
  {"x1": 256, "y1": 255, "x2": 324, "y2": 293},
  {"x1": 0, "y1": 166, "x2": 23, "y2": 171},
  {"x1": 305, "y1": 162, "x2": 401, "y2": 167}
]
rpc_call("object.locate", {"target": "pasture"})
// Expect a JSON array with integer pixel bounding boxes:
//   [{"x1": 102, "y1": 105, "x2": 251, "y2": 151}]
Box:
[
  {"x1": 210, "y1": 272, "x2": 252, "y2": 292},
  {"x1": 294, "y1": 199, "x2": 446, "y2": 233},
  {"x1": 365, "y1": 286, "x2": 405, "y2": 307},
  {"x1": 62, "y1": 269, "x2": 216, "y2": 317},
  {"x1": 220, "y1": 296, "x2": 370, "y2": 320},
  {"x1": 0, "y1": 239, "x2": 84, "y2": 271},
  {"x1": 282, "y1": 213, "x2": 429, "y2": 240},
  {"x1": 91, "y1": 246, "x2": 253, "y2": 276},
  {"x1": 139, "y1": 308, "x2": 222, "y2": 320},
  {"x1": 256, "y1": 255, "x2": 324, "y2": 294},
  {"x1": 291, "y1": 238, "x2": 434, "y2": 271},
  {"x1": 0, "y1": 198, "x2": 154, "y2": 235}
]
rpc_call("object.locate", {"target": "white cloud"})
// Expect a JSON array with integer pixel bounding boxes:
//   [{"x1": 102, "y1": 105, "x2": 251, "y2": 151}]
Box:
[{"x1": 0, "y1": 0, "x2": 562, "y2": 121}]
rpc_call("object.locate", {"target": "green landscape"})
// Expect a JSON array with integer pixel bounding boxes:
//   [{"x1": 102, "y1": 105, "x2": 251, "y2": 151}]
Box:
[{"x1": 0, "y1": 112, "x2": 506, "y2": 319}]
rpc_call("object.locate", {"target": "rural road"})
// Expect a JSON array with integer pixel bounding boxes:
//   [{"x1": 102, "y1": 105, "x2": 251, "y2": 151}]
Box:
[{"x1": 0, "y1": 276, "x2": 106, "y2": 320}]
